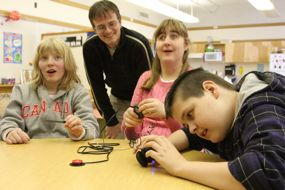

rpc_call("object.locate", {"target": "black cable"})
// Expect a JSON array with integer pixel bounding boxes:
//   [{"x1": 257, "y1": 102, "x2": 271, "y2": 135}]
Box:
[
  {"x1": 71, "y1": 109, "x2": 121, "y2": 166},
  {"x1": 84, "y1": 153, "x2": 110, "y2": 164},
  {"x1": 99, "y1": 109, "x2": 120, "y2": 137}
]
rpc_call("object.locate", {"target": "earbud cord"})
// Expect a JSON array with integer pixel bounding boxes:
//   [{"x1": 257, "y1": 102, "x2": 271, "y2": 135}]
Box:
[
  {"x1": 84, "y1": 152, "x2": 111, "y2": 164},
  {"x1": 83, "y1": 109, "x2": 121, "y2": 164},
  {"x1": 72, "y1": 109, "x2": 121, "y2": 166}
]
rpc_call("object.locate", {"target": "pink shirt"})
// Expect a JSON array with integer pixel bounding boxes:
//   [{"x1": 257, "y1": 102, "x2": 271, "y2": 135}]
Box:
[{"x1": 121, "y1": 71, "x2": 182, "y2": 139}]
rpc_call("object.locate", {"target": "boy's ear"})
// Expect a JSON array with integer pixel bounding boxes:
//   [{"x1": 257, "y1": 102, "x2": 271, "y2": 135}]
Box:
[{"x1": 202, "y1": 80, "x2": 219, "y2": 99}]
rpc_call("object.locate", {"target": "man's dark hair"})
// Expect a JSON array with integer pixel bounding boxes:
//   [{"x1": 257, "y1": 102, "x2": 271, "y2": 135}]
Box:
[
  {"x1": 165, "y1": 68, "x2": 235, "y2": 118},
  {"x1": 88, "y1": 0, "x2": 121, "y2": 29}
]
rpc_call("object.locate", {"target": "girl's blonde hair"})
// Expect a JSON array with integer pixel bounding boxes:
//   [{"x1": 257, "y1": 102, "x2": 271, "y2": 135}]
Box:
[
  {"x1": 31, "y1": 38, "x2": 81, "y2": 90},
  {"x1": 142, "y1": 19, "x2": 190, "y2": 90}
]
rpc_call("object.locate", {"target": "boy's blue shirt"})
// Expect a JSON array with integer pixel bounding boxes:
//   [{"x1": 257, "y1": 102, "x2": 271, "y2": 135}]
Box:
[{"x1": 182, "y1": 71, "x2": 285, "y2": 190}]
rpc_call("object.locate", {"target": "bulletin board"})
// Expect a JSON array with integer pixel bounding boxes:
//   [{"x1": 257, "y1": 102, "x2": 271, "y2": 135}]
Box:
[{"x1": 3, "y1": 32, "x2": 22, "y2": 64}]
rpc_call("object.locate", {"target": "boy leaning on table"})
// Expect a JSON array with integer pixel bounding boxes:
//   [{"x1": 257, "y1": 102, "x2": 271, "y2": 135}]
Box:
[{"x1": 136, "y1": 68, "x2": 285, "y2": 190}]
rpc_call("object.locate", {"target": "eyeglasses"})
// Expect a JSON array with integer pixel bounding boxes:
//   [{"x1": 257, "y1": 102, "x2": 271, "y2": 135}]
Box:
[{"x1": 94, "y1": 20, "x2": 119, "y2": 33}]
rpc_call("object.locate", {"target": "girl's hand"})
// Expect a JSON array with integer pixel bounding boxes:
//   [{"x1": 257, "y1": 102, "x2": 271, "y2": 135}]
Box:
[
  {"x1": 5, "y1": 128, "x2": 30, "y2": 144},
  {"x1": 64, "y1": 115, "x2": 84, "y2": 138},
  {"x1": 139, "y1": 98, "x2": 166, "y2": 119},
  {"x1": 123, "y1": 107, "x2": 143, "y2": 128}
]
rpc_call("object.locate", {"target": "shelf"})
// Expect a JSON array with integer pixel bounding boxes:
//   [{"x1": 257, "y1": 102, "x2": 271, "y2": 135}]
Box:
[
  {"x1": 0, "y1": 84, "x2": 14, "y2": 93},
  {"x1": 191, "y1": 40, "x2": 285, "y2": 63},
  {"x1": 189, "y1": 53, "x2": 204, "y2": 59}
]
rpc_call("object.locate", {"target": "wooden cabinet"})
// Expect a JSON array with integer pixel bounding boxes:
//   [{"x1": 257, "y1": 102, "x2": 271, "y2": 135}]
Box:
[
  {"x1": 189, "y1": 43, "x2": 206, "y2": 53},
  {"x1": 191, "y1": 40, "x2": 285, "y2": 63},
  {"x1": 190, "y1": 42, "x2": 225, "y2": 53},
  {"x1": 225, "y1": 42, "x2": 240, "y2": 62},
  {"x1": 225, "y1": 40, "x2": 285, "y2": 63},
  {"x1": 0, "y1": 84, "x2": 14, "y2": 93},
  {"x1": 224, "y1": 42, "x2": 258, "y2": 62}
]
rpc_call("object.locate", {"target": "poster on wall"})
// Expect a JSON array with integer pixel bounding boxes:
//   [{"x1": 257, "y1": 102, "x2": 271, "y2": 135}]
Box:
[{"x1": 3, "y1": 32, "x2": 22, "y2": 64}]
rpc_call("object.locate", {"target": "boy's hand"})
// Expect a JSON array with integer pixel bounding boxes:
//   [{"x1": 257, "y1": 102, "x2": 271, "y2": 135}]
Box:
[
  {"x1": 137, "y1": 135, "x2": 187, "y2": 176},
  {"x1": 5, "y1": 128, "x2": 30, "y2": 144},
  {"x1": 123, "y1": 107, "x2": 143, "y2": 128},
  {"x1": 64, "y1": 115, "x2": 84, "y2": 138},
  {"x1": 139, "y1": 98, "x2": 166, "y2": 119}
]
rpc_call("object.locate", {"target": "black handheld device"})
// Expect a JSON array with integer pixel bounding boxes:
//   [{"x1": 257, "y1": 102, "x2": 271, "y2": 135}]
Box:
[
  {"x1": 136, "y1": 147, "x2": 154, "y2": 167},
  {"x1": 133, "y1": 105, "x2": 144, "y2": 119}
]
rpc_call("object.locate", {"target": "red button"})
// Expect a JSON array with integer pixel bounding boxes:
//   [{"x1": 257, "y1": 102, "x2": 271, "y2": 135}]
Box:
[{"x1": 70, "y1": 159, "x2": 85, "y2": 166}]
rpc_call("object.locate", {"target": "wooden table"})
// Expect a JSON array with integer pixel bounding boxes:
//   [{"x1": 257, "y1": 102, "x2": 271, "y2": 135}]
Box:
[{"x1": 0, "y1": 138, "x2": 218, "y2": 190}]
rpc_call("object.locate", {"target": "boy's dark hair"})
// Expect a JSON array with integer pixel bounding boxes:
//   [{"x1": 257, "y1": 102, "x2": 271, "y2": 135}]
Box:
[
  {"x1": 165, "y1": 68, "x2": 235, "y2": 118},
  {"x1": 88, "y1": 0, "x2": 121, "y2": 29}
]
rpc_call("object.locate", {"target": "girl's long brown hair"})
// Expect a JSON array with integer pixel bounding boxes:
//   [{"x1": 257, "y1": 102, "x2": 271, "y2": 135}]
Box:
[{"x1": 142, "y1": 19, "x2": 190, "y2": 90}]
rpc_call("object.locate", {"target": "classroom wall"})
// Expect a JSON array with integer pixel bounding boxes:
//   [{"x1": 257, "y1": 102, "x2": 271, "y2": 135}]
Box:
[
  {"x1": 0, "y1": 20, "x2": 153, "y2": 87},
  {"x1": 1, "y1": 20, "x2": 284, "y2": 85},
  {"x1": 187, "y1": 26, "x2": 285, "y2": 77},
  {"x1": 1, "y1": 0, "x2": 285, "y2": 85},
  {"x1": 189, "y1": 25, "x2": 285, "y2": 42},
  {"x1": 0, "y1": 0, "x2": 89, "y2": 29},
  {"x1": 122, "y1": 20, "x2": 154, "y2": 39},
  {"x1": 0, "y1": 18, "x2": 76, "y2": 83}
]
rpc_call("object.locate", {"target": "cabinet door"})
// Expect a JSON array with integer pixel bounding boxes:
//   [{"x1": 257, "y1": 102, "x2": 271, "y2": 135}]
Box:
[
  {"x1": 225, "y1": 42, "x2": 245, "y2": 63},
  {"x1": 244, "y1": 42, "x2": 259, "y2": 62},
  {"x1": 257, "y1": 41, "x2": 285, "y2": 63},
  {"x1": 190, "y1": 43, "x2": 206, "y2": 53},
  {"x1": 197, "y1": 40, "x2": 285, "y2": 63},
  {"x1": 259, "y1": 41, "x2": 271, "y2": 63},
  {"x1": 226, "y1": 40, "x2": 285, "y2": 63}
]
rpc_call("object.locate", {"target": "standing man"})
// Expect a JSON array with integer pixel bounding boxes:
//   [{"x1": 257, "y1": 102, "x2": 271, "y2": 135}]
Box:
[{"x1": 83, "y1": 0, "x2": 153, "y2": 138}]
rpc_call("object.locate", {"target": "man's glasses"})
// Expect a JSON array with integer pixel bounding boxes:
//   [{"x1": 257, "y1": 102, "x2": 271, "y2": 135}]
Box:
[{"x1": 94, "y1": 20, "x2": 119, "y2": 33}]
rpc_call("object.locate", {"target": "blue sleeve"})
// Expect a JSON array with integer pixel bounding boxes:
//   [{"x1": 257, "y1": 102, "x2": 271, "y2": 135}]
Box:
[{"x1": 228, "y1": 103, "x2": 285, "y2": 190}]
